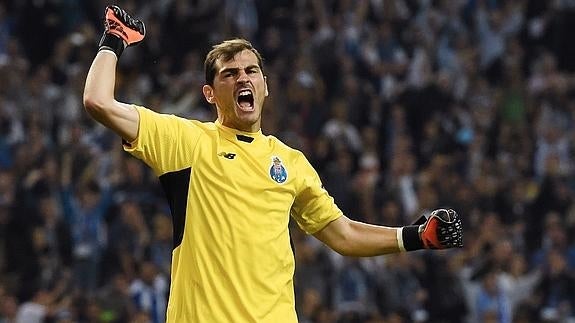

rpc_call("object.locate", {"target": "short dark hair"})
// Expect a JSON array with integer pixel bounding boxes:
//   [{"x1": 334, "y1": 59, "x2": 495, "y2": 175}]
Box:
[{"x1": 204, "y1": 39, "x2": 264, "y2": 85}]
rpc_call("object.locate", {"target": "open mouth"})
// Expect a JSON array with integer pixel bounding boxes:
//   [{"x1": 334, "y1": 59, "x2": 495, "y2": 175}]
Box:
[{"x1": 236, "y1": 89, "x2": 254, "y2": 112}]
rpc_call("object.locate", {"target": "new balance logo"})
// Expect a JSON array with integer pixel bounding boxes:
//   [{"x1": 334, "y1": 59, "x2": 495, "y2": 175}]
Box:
[{"x1": 218, "y1": 152, "x2": 236, "y2": 159}]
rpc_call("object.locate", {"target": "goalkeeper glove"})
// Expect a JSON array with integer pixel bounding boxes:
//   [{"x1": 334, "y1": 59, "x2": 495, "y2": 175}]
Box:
[
  {"x1": 401, "y1": 208, "x2": 463, "y2": 251},
  {"x1": 98, "y1": 5, "x2": 145, "y2": 58}
]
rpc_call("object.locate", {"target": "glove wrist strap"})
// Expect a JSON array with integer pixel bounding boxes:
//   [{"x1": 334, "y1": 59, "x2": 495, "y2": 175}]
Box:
[
  {"x1": 402, "y1": 225, "x2": 424, "y2": 251},
  {"x1": 99, "y1": 33, "x2": 126, "y2": 58}
]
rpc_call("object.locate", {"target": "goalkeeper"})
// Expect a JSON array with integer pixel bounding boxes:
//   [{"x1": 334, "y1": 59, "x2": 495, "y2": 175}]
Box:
[{"x1": 83, "y1": 5, "x2": 464, "y2": 323}]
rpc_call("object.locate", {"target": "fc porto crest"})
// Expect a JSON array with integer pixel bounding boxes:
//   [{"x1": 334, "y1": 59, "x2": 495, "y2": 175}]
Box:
[{"x1": 269, "y1": 156, "x2": 288, "y2": 184}]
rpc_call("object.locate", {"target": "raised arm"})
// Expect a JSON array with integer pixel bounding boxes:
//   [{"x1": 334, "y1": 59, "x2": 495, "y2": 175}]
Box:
[
  {"x1": 83, "y1": 6, "x2": 145, "y2": 142},
  {"x1": 84, "y1": 52, "x2": 139, "y2": 141}
]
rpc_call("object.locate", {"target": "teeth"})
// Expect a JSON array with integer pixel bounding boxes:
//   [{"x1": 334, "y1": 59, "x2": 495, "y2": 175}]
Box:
[{"x1": 239, "y1": 90, "x2": 251, "y2": 96}]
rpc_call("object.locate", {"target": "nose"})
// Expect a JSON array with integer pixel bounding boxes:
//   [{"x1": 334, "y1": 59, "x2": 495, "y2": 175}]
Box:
[{"x1": 237, "y1": 69, "x2": 250, "y2": 83}]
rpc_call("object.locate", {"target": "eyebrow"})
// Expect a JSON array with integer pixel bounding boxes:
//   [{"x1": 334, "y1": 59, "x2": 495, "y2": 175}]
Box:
[{"x1": 219, "y1": 65, "x2": 260, "y2": 75}]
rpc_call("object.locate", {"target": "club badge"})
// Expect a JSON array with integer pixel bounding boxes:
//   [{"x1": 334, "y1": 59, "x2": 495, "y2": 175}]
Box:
[{"x1": 269, "y1": 156, "x2": 288, "y2": 184}]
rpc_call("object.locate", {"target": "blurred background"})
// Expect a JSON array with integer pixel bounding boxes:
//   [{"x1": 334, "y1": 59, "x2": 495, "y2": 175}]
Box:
[{"x1": 1, "y1": 0, "x2": 575, "y2": 322}]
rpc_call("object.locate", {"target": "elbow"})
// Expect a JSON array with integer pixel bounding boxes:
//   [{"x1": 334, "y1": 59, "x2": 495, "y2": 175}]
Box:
[
  {"x1": 333, "y1": 248, "x2": 352, "y2": 257},
  {"x1": 328, "y1": 235, "x2": 356, "y2": 257},
  {"x1": 83, "y1": 92, "x2": 111, "y2": 117},
  {"x1": 334, "y1": 244, "x2": 357, "y2": 257},
  {"x1": 82, "y1": 91, "x2": 103, "y2": 111},
  {"x1": 316, "y1": 217, "x2": 359, "y2": 257}
]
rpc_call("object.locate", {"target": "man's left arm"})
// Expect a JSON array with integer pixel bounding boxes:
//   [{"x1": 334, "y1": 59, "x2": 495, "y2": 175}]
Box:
[{"x1": 314, "y1": 209, "x2": 463, "y2": 256}]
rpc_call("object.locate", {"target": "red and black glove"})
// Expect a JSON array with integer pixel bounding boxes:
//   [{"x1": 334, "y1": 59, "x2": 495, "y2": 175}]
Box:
[
  {"x1": 402, "y1": 208, "x2": 463, "y2": 251},
  {"x1": 98, "y1": 5, "x2": 145, "y2": 58}
]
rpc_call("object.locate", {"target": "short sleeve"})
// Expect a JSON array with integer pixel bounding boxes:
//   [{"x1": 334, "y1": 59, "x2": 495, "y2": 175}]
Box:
[
  {"x1": 290, "y1": 152, "x2": 343, "y2": 234},
  {"x1": 123, "y1": 106, "x2": 203, "y2": 176}
]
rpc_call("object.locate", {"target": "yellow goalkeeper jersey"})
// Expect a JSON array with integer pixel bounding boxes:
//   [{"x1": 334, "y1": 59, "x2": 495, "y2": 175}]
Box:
[{"x1": 123, "y1": 106, "x2": 343, "y2": 323}]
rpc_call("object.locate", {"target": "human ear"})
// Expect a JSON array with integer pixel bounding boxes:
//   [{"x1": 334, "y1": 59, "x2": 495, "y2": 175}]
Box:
[{"x1": 203, "y1": 85, "x2": 215, "y2": 104}]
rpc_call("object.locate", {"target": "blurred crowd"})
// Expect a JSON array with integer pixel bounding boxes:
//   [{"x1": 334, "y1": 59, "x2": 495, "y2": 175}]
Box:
[{"x1": 1, "y1": 0, "x2": 575, "y2": 322}]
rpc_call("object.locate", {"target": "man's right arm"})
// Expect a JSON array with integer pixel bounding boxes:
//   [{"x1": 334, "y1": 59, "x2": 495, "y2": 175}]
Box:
[
  {"x1": 83, "y1": 51, "x2": 139, "y2": 142},
  {"x1": 83, "y1": 5, "x2": 146, "y2": 142}
]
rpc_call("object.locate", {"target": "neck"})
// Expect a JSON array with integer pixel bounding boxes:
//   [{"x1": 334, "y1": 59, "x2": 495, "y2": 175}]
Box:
[{"x1": 217, "y1": 118, "x2": 261, "y2": 133}]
